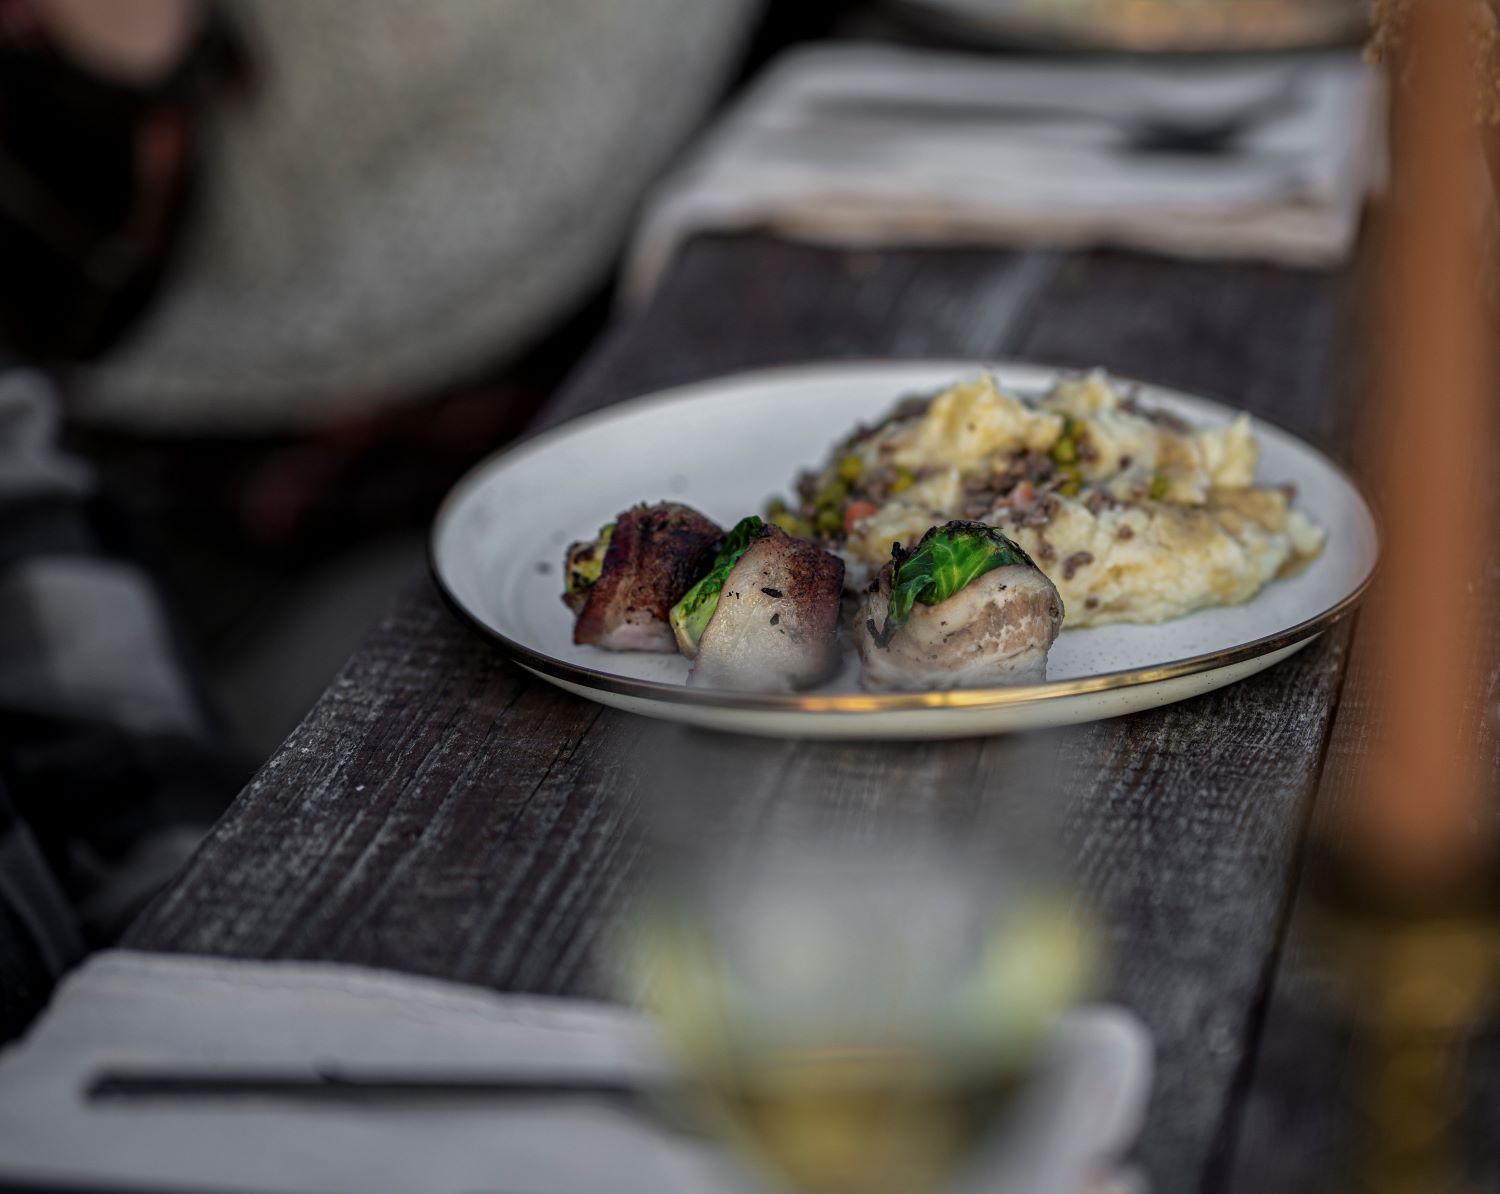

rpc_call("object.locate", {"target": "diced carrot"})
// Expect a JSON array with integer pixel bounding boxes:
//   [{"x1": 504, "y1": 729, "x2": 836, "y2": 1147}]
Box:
[{"x1": 844, "y1": 501, "x2": 880, "y2": 532}]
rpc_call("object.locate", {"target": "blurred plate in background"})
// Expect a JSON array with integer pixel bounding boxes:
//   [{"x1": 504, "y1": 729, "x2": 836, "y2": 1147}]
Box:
[{"x1": 884, "y1": 0, "x2": 1368, "y2": 54}]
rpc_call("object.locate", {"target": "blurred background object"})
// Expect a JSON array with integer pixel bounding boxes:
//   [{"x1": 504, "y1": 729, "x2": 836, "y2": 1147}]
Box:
[
  {"x1": 68, "y1": 0, "x2": 761, "y2": 431},
  {"x1": 620, "y1": 726, "x2": 1143, "y2": 1194},
  {"x1": 880, "y1": 0, "x2": 1367, "y2": 52},
  {"x1": 624, "y1": 44, "x2": 1379, "y2": 302},
  {"x1": 0, "y1": 945, "x2": 1149, "y2": 1194},
  {"x1": 0, "y1": 366, "x2": 252, "y2": 1042},
  {"x1": 1, "y1": 0, "x2": 838, "y2": 754},
  {"x1": 1357, "y1": 0, "x2": 1497, "y2": 894},
  {"x1": 630, "y1": 842, "x2": 1099, "y2": 1194},
  {"x1": 1369, "y1": 0, "x2": 1500, "y2": 281},
  {"x1": 1327, "y1": 0, "x2": 1500, "y2": 1188},
  {"x1": 0, "y1": 0, "x2": 246, "y2": 362}
]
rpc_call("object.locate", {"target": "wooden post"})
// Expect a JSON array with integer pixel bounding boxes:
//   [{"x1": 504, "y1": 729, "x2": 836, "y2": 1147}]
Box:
[
  {"x1": 1316, "y1": 3, "x2": 1500, "y2": 1189},
  {"x1": 1357, "y1": 0, "x2": 1497, "y2": 890}
]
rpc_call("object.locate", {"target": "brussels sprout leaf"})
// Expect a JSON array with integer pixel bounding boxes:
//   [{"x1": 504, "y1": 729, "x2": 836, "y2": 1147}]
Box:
[
  {"x1": 670, "y1": 516, "x2": 764, "y2": 653},
  {"x1": 887, "y1": 522, "x2": 1033, "y2": 631}
]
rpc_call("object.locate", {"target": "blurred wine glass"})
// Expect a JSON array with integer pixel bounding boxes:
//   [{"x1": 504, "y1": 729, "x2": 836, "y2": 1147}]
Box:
[{"x1": 618, "y1": 727, "x2": 1094, "y2": 1194}]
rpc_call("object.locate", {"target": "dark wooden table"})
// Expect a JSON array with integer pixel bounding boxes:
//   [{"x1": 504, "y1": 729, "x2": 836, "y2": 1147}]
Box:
[{"x1": 129, "y1": 236, "x2": 1388, "y2": 1193}]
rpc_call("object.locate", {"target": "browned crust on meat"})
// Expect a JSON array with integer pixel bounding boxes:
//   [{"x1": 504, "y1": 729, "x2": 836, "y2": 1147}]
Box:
[
  {"x1": 691, "y1": 525, "x2": 846, "y2": 691},
  {"x1": 741, "y1": 525, "x2": 845, "y2": 648},
  {"x1": 571, "y1": 502, "x2": 721, "y2": 650}
]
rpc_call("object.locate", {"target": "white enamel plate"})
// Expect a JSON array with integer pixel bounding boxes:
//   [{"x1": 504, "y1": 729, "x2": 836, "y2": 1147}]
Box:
[{"x1": 431, "y1": 361, "x2": 1378, "y2": 738}]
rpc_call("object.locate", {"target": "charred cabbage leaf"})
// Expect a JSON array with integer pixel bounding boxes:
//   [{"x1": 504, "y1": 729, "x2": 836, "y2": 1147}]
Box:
[
  {"x1": 887, "y1": 521, "x2": 1034, "y2": 631},
  {"x1": 565, "y1": 523, "x2": 615, "y2": 593},
  {"x1": 670, "y1": 516, "x2": 763, "y2": 652}
]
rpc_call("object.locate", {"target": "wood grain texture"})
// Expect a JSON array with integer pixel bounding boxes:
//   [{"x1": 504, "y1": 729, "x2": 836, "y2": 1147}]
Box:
[{"x1": 128, "y1": 237, "x2": 1357, "y2": 1194}]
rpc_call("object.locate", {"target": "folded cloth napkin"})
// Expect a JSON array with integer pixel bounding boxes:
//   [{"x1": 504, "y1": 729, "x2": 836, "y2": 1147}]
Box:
[
  {"x1": 623, "y1": 43, "x2": 1381, "y2": 300},
  {"x1": 0, "y1": 950, "x2": 1152, "y2": 1194}
]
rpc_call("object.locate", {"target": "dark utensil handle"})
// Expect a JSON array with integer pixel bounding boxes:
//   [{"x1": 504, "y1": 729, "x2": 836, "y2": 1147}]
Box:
[{"x1": 86, "y1": 1068, "x2": 652, "y2": 1103}]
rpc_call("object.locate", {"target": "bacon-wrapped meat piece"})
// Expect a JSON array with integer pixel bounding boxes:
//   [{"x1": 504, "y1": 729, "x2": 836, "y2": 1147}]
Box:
[
  {"x1": 856, "y1": 521, "x2": 1063, "y2": 690},
  {"x1": 563, "y1": 502, "x2": 722, "y2": 652},
  {"x1": 672, "y1": 517, "x2": 844, "y2": 693}
]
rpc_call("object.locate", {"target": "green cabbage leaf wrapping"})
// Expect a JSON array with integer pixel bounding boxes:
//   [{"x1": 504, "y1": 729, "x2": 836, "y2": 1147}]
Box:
[
  {"x1": 670, "y1": 516, "x2": 763, "y2": 652},
  {"x1": 887, "y1": 521, "x2": 1034, "y2": 631}
]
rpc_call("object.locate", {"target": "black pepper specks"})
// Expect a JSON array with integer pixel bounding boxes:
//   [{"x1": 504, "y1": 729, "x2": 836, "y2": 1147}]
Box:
[{"x1": 1062, "y1": 551, "x2": 1094, "y2": 581}]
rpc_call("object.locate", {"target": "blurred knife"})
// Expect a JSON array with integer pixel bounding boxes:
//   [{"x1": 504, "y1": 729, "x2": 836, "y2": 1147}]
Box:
[{"x1": 87, "y1": 1064, "x2": 671, "y2": 1104}]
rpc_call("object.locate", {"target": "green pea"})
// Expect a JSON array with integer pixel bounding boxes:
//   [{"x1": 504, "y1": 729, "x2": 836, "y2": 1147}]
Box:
[
  {"x1": 814, "y1": 479, "x2": 849, "y2": 508},
  {"x1": 771, "y1": 511, "x2": 811, "y2": 538},
  {"x1": 837, "y1": 454, "x2": 863, "y2": 484}
]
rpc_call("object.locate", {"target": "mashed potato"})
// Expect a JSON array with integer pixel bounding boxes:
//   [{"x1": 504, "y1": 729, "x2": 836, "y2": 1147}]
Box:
[
  {"x1": 886, "y1": 374, "x2": 1061, "y2": 469},
  {"x1": 999, "y1": 490, "x2": 1320, "y2": 628},
  {"x1": 827, "y1": 371, "x2": 1324, "y2": 629}
]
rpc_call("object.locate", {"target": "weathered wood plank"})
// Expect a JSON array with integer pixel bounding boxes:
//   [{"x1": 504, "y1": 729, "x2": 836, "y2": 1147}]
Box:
[
  {"x1": 538, "y1": 241, "x2": 1056, "y2": 430},
  {"x1": 129, "y1": 237, "x2": 1355, "y2": 1194},
  {"x1": 1063, "y1": 626, "x2": 1349, "y2": 1189}
]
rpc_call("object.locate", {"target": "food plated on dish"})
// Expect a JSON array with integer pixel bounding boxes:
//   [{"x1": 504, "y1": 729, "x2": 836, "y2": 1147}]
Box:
[
  {"x1": 559, "y1": 369, "x2": 1325, "y2": 693},
  {"x1": 432, "y1": 359, "x2": 1376, "y2": 735}
]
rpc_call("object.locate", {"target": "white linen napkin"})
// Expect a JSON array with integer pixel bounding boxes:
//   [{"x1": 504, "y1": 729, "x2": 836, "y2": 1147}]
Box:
[
  {"x1": 0, "y1": 950, "x2": 1151, "y2": 1194},
  {"x1": 624, "y1": 43, "x2": 1381, "y2": 300}
]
